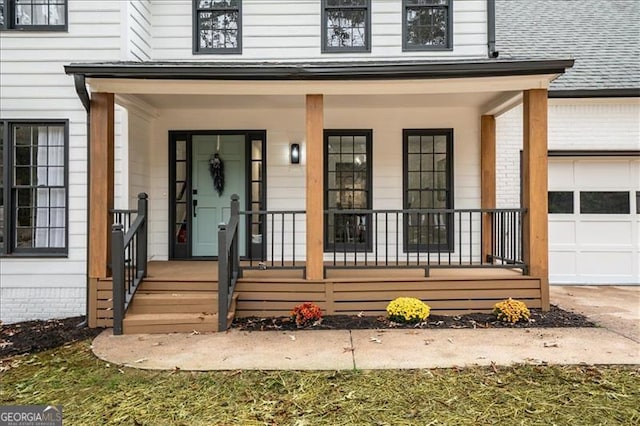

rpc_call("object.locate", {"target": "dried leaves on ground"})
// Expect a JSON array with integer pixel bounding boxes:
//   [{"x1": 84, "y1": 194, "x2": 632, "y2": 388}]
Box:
[
  {"x1": 0, "y1": 316, "x2": 102, "y2": 358},
  {"x1": 1, "y1": 342, "x2": 638, "y2": 425}
]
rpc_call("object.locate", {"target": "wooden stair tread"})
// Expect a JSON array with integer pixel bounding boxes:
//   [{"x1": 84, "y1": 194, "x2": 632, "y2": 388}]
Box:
[
  {"x1": 133, "y1": 292, "x2": 217, "y2": 301},
  {"x1": 124, "y1": 312, "x2": 218, "y2": 325}
]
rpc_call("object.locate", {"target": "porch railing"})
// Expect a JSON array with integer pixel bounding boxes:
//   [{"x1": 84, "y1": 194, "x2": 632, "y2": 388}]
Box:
[
  {"x1": 218, "y1": 194, "x2": 241, "y2": 332},
  {"x1": 324, "y1": 208, "x2": 526, "y2": 276},
  {"x1": 111, "y1": 193, "x2": 149, "y2": 335},
  {"x1": 239, "y1": 210, "x2": 306, "y2": 273}
]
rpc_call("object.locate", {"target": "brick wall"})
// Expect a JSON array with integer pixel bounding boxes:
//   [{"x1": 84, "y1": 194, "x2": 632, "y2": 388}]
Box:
[
  {"x1": 0, "y1": 287, "x2": 85, "y2": 324},
  {"x1": 496, "y1": 100, "x2": 640, "y2": 207}
]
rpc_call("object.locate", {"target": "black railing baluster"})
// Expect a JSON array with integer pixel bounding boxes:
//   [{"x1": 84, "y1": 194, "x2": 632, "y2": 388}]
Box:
[
  {"x1": 270, "y1": 213, "x2": 275, "y2": 267},
  {"x1": 292, "y1": 212, "x2": 296, "y2": 266},
  {"x1": 110, "y1": 193, "x2": 148, "y2": 335},
  {"x1": 458, "y1": 211, "x2": 462, "y2": 265},
  {"x1": 281, "y1": 212, "x2": 285, "y2": 267},
  {"x1": 469, "y1": 211, "x2": 473, "y2": 265}
]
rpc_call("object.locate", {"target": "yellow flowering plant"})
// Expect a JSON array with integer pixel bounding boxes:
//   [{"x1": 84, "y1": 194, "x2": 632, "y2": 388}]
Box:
[
  {"x1": 386, "y1": 297, "x2": 431, "y2": 324},
  {"x1": 493, "y1": 298, "x2": 530, "y2": 324}
]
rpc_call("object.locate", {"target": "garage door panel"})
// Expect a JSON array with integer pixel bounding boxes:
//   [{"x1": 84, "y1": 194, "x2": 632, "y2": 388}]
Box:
[
  {"x1": 575, "y1": 161, "x2": 630, "y2": 188},
  {"x1": 549, "y1": 220, "x2": 576, "y2": 245},
  {"x1": 549, "y1": 161, "x2": 574, "y2": 187},
  {"x1": 577, "y1": 252, "x2": 634, "y2": 279},
  {"x1": 549, "y1": 252, "x2": 576, "y2": 278},
  {"x1": 548, "y1": 158, "x2": 639, "y2": 285},
  {"x1": 578, "y1": 221, "x2": 633, "y2": 246}
]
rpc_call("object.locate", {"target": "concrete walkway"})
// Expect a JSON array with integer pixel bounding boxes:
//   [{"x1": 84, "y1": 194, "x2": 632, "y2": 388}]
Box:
[{"x1": 92, "y1": 285, "x2": 640, "y2": 370}]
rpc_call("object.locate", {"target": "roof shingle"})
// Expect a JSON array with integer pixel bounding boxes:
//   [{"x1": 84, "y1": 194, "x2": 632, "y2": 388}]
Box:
[{"x1": 496, "y1": 0, "x2": 640, "y2": 91}]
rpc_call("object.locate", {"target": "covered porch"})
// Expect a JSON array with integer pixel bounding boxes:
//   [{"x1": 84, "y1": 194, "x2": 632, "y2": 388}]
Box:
[{"x1": 65, "y1": 59, "x2": 573, "y2": 333}]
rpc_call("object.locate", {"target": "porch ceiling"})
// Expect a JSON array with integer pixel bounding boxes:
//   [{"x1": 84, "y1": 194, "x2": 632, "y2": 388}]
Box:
[{"x1": 129, "y1": 92, "x2": 518, "y2": 110}]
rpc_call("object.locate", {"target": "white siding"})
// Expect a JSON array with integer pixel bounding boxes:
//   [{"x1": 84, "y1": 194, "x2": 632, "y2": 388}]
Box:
[
  {"x1": 143, "y1": 100, "x2": 481, "y2": 262},
  {"x1": 126, "y1": 0, "x2": 152, "y2": 61},
  {"x1": 128, "y1": 110, "x2": 153, "y2": 209},
  {"x1": 0, "y1": 0, "x2": 126, "y2": 323},
  {"x1": 151, "y1": 0, "x2": 488, "y2": 61}
]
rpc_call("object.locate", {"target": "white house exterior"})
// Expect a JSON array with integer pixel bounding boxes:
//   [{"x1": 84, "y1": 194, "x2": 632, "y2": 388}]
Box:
[
  {"x1": 0, "y1": 0, "x2": 574, "y2": 327},
  {"x1": 495, "y1": 0, "x2": 640, "y2": 284}
]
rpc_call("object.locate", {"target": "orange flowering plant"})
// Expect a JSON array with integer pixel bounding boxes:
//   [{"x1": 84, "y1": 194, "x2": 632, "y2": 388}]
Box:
[{"x1": 291, "y1": 302, "x2": 323, "y2": 327}]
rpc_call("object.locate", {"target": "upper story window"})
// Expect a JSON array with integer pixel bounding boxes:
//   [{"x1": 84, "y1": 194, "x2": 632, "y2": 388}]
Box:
[
  {"x1": 322, "y1": 0, "x2": 371, "y2": 53},
  {"x1": 402, "y1": 0, "x2": 452, "y2": 51},
  {"x1": 194, "y1": 0, "x2": 242, "y2": 54},
  {"x1": 0, "y1": 0, "x2": 67, "y2": 31}
]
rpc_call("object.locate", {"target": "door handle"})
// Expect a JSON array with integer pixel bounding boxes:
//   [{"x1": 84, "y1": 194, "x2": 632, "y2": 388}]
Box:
[{"x1": 193, "y1": 199, "x2": 198, "y2": 217}]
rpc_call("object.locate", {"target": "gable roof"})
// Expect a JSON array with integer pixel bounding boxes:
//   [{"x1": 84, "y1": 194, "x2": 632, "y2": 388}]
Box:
[{"x1": 496, "y1": 0, "x2": 640, "y2": 94}]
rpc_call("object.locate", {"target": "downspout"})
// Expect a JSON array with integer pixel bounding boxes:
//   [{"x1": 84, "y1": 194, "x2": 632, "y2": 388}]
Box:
[
  {"x1": 487, "y1": 0, "x2": 499, "y2": 58},
  {"x1": 73, "y1": 74, "x2": 91, "y2": 328}
]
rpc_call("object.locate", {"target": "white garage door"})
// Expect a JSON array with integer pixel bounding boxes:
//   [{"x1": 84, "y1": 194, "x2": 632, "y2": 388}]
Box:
[{"x1": 548, "y1": 158, "x2": 639, "y2": 284}]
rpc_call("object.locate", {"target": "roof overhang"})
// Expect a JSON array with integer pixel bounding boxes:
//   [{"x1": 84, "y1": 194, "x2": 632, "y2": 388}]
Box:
[
  {"x1": 65, "y1": 59, "x2": 573, "y2": 82},
  {"x1": 66, "y1": 59, "x2": 574, "y2": 114}
]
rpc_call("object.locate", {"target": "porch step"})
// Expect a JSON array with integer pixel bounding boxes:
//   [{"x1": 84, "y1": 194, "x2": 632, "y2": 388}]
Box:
[
  {"x1": 127, "y1": 291, "x2": 218, "y2": 314},
  {"x1": 137, "y1": 281, "x2": 217, "y2": 292},
  {"x1": 123, "y1": 293, "x2": 238, "y2": 334}
]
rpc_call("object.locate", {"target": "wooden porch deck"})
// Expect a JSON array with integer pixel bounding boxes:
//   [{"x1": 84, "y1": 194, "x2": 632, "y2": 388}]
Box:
[
  {"x1": 95, "y1": 261, "x2": 541, "y2": 333},
  {"x1": 144, "y1": 260, "x2": 527, "y2": 281}
]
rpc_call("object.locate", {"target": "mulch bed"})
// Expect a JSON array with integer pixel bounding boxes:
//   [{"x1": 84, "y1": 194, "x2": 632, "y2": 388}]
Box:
[
  {"x1": 0, "y1": 316, "x2": 102, "y2": 358},
  {"x1": 0, "y1": 306, "x2": 594, "y2": 357},
  {"x1": 232, "y1": 305, "x2": 595, "y2": 332}
]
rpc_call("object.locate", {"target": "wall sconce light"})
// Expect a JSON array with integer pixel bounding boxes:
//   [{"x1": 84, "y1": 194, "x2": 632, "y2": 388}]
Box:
[{"x1": 290, "y1": 143, "x2": 300, "y2": 164}]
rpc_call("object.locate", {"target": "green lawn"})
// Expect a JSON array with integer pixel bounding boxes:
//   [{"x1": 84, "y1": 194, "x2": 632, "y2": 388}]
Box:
[{"x1": 1, "y1": 342, "x2": 638, "y2": 425}]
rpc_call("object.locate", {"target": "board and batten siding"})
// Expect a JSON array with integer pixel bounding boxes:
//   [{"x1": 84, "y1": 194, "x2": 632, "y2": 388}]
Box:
[
  {"x1": 151, "y1": 0, "x2": 488, "y2": 61},
  {"x1": 140, "y1": 101, "x2": 481, "y2": 262},
  {"x1": 0, "y1": 0, "x2": 130, "y2": 323}
]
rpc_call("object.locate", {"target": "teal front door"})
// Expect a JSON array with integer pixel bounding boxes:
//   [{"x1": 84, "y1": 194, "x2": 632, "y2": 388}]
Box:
[{"x1": 191, "y1": 134, "x2": 246, "y2": 257}]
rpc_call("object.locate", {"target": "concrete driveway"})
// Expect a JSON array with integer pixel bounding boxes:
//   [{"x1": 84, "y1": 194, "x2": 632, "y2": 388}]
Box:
[{"x1": 550, "y1": 285, "x2": 640, "y2": 343}]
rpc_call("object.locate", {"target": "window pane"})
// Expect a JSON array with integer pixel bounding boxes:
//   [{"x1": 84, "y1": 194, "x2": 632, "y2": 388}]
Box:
[
  {"x1": 325, "y1": 131, "x2": 370, "y2": 248},
  {"x1": 580, "y1": 191, "x2": 630, "y2": 214},
  {"x1": 10, "y1": 123, "x2": 66, "y2": 251},
  {"x1": 196, "y1": 0, "x2": 240, "y2": 52},
  {"x1": 406, "y1": 4, "x2": 448, "y2": 48},
  {"x1": 199, "y1": 10, "x2": 239, "y2": 49},
  {"x1": 326, "y1": 9, "x2": 366, "y2": 48},
  {"x1": 403, "y1": 130, "x2": 452, "y2": 251},
  {"x1": 0, "y1": 0, "x2": 5, "y2": 28},
  {"x1": 14, "y1": 0, "x2": 66, "y2": 26},
  {"x1": 637, "y1": 192, "x2": 640, "y2": 214},
  {"x1": 548, "y1": 191, "x2": 574, "y2": 214}
]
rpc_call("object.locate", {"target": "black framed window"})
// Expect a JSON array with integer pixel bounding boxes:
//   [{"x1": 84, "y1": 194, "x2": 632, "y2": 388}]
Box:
[
  {"x1": 193, "y1": 0, "x2": 241, "y2": 54},
  {"x1": 0, "y1": 0, "x2": 67, "y2": 31},
  {"x1": 322, "y1": 0, "x2": 371, "y2": 53},
  {"x1": 324, "y1": 130, "x2": 372, "y2": 251},
  {"x1": 0, "y1": 120, "x2": 68, "y2": 255},
  {"x1": 403, "y1": 129, "x2": 453, "y2": 251},
  {"x1": 402, "y1": 0, "x2": 452, "y2": 51},
  {"x1": 636, "y1": 191, "x2": 640, "y2": 214},
  {"x1": 548, "y1": 191, "x2": 574, "y2": 214},
  {"x1": 580, "y1": 191, "x2": 630, "y2": 214}
]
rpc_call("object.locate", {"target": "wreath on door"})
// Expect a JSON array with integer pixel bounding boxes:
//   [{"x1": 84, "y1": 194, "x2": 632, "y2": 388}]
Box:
[{"x1": 209, "y1": 153, "x2": 224, "y2": 196}]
